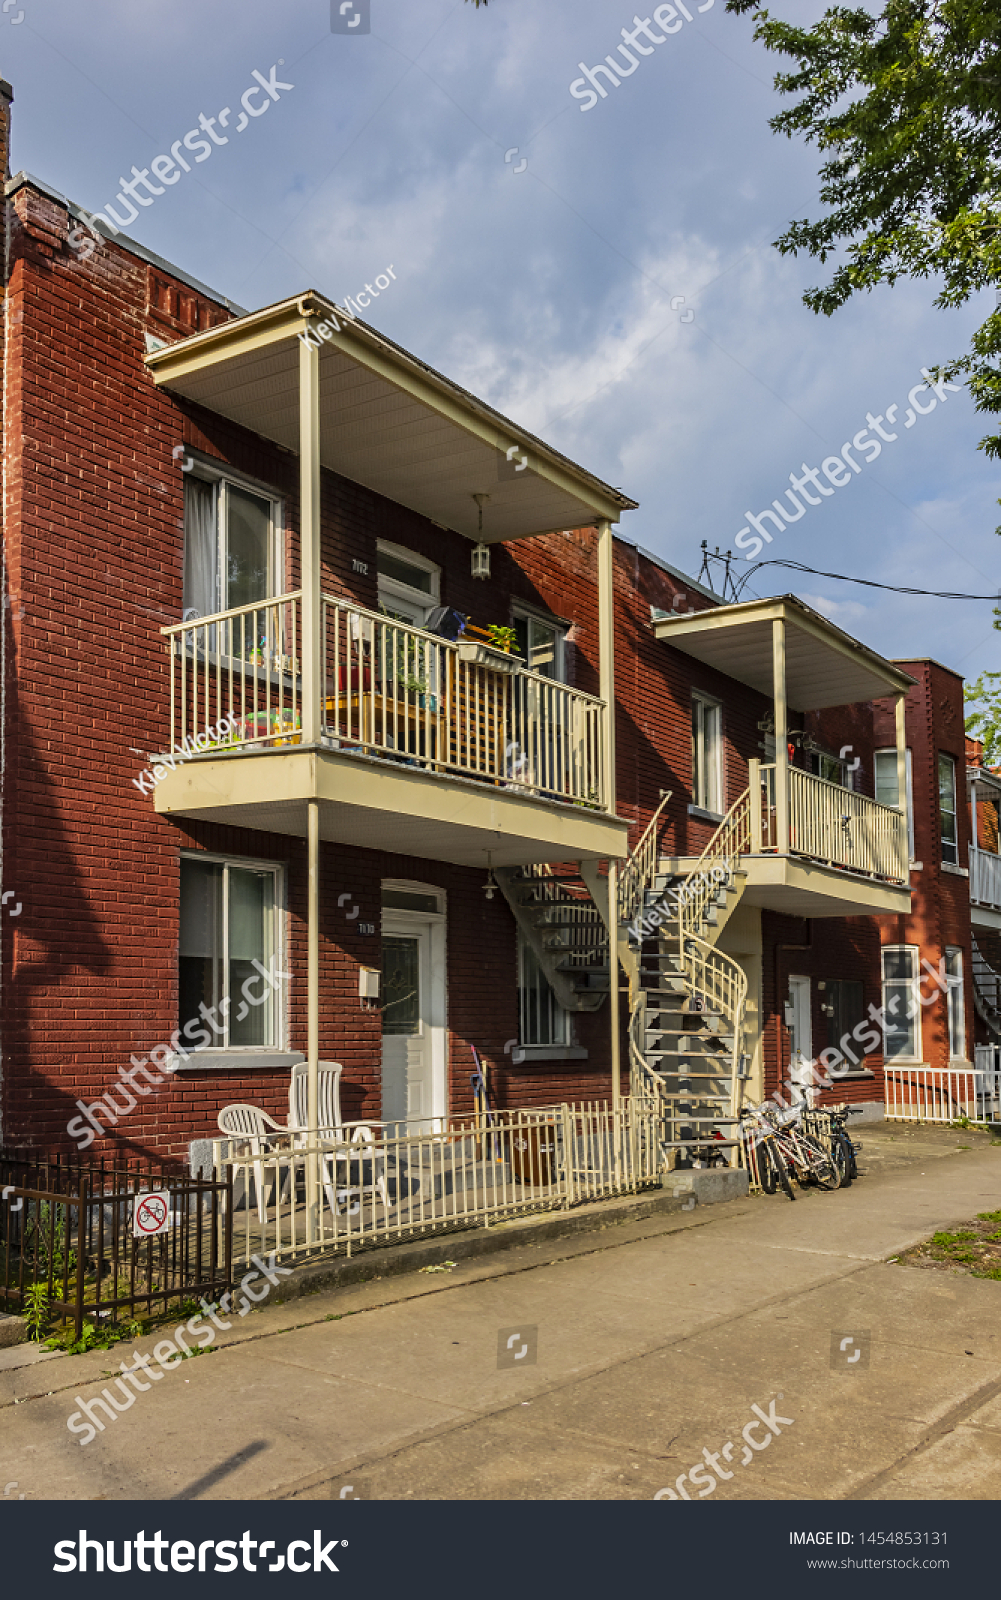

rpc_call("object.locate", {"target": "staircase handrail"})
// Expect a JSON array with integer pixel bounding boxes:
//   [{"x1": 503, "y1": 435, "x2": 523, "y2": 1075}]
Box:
[
  {"x1": 682, "y1": 934, "x2": 749, "y2": 1124},
  {"x1": 972, "y1": 936, "x2": 1001, "y2": 1034},
  {"x1": 618, "y1": 790, "x2": 672, "y2": 930},
  {"x1": 679, "y1": 789, "x2": 751, "y2": 949}
]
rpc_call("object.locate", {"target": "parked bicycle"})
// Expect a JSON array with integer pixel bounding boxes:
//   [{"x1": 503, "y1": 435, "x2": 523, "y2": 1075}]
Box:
[{"x1": 740, "y1": 1103, "x2": 839, "y2": 1198}]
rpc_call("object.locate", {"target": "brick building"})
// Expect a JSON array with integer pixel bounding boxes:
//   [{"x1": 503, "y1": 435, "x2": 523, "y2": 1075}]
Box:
[{"x1": 2, "y1": 81, "x2": 959, "y2": 1176}]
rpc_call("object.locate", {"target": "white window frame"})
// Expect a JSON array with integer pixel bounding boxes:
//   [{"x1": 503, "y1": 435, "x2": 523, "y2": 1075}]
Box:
[
  {"x1": 691, "y1": 692, "x2": 724, "y2": 817},
  {"x1": 945, "y1": 946, "x2": 966, "y2": 1062},
  {"x1": 183, "y1": 455, "x2": 284, "y2": 620},
  {"x1": 938, "y1": 753, "x2": 958, "y2": 866},
  {"x1": 875, "y1": 748, "x2": 915, "y2": 862},
  {"x1": 511, "y1": 605, "x2": 567, "y2": 683},
  {"x1": 178, "y1": 850, "x2": 287, "y2": 1052},
  {"x1": 376, "y1": 539, "x2": 440, "y2": 626},
  {"x1": 518, "y1": 933, "x2": 570, "y2": 1047},
  {"x1": 881, "y1": 944, "x2": 921, "y2": 1063}
]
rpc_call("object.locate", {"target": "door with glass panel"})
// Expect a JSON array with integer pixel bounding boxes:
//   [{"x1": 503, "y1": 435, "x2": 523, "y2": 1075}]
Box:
[
  {"x1": 512, "y1": 613, "x2": 566, "y2": 793},
  {"x1": 381, "y1": 919, "x2": 434, "y2": 1130}
]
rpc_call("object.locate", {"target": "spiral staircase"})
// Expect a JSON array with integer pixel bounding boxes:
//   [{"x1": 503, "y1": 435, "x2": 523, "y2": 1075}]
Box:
[
  {"x1": 617, "y1": 791, "x2": 752, "y2": 1170},
  {"x1": 496, "y1": 790, "x2": 753, "y2": 1173}
]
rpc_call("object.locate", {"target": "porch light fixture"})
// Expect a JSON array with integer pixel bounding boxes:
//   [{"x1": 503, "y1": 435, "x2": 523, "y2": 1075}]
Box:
[
  {"x1": 483, "y1": 850, "x2": 497, "y2": 901},
  {"x1": 472, "y1": 494, "x2": 491, "y2": 580}
]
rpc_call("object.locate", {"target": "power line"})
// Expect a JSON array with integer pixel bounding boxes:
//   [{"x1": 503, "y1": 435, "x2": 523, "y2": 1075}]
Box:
[{"x1": 729, "y1": 557, "x2": 1001, "y2": 603}]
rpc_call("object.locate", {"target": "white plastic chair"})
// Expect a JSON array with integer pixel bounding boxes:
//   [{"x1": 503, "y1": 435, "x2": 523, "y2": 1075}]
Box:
[
  {"x1": 217, "y1": 1103, "x2": 290, "y2": 1225},
  {"x1": 288, "y1": 1061, "x2": 344, "y2": 1145}
]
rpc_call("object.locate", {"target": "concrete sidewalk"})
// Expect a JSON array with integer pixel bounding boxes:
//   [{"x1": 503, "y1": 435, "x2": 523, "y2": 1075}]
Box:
[{"x1": 2, "y1": 1119, "x2": 999, "y2": 1501}]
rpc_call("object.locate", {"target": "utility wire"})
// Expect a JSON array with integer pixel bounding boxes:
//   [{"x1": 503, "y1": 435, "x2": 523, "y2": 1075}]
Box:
[{"x1": 730, "y1": 557, "x2": 1001, "y2": 603}]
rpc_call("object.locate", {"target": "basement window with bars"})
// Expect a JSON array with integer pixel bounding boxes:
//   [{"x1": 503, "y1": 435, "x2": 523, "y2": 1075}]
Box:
[
  {"x1": 179, "y1": 853, "x2": 285, "y2": 1051},
  {"x1": 518, "y1": 935, "x2": 570, "y2": 1047}
]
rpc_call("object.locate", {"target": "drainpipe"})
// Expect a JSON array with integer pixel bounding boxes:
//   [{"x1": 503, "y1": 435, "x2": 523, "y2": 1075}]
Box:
[
  {"x1": 597, "y1": 520, "x2": 621, "y2": 1121},
  {"x1": 307, "y1": 796, "x2": 320, "y2": 1241}
]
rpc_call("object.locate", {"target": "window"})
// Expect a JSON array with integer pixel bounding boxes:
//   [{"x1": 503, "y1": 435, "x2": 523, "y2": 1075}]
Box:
[
  {"x1": 513, "y1": 612, "x2": 565, "y2": 682},
  {"x1": 183, "y1": 470, "x2": 282, "y2": 621},
  {"x1": 810, "y1": 751, "x2": 848, "y2": 786},
  {"x1": 875, "y1": 749, "x2": 914, "y2": 861},
  {"x1": 376, "y1": 540, "x2": 440, "y2": 626},
  {"x1": 518, "y1": 936, "x2": 569, "y2": 1046},
  {"x1": 945, "y1": 947, "x2": 966, "y2": 1061},
  {"x1": 179, "y1": 854, "x2": 283, "y2": 1050},
  {"x1": 691, "y1": 694, "x2": 723, "y2": 815},
  {"x1": 881, "y1": 946, "x2": 921, "y2": 1061},
  {"x1": 821, "y1": 979, "x2": 864, "y2": 1055},
  {"x1": 938, "y1": 754, "x2": 958, "y2": 865}
]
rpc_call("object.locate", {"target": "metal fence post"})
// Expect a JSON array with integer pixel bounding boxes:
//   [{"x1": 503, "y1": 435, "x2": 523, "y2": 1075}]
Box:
[{"x1": 74, "y1": 1177, "x2": 87, "y2": 1343}]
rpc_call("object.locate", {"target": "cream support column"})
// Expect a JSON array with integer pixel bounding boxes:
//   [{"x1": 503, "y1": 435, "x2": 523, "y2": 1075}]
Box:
[
  {"x1": 597, "y1": 519, "x2": 621, "y2": 1119},
  {"x1": 608, "y1": 858, "x2": 621, "y2": 1120},
  {"x1": 597, "y1": 519, "x2": 616, "y2": 812},
  {"x1": 772, "y1": 617, "x2": 789, "y2": 855},
  {"x1": 306, "y1": 796, "x2": 320, "y2": 1241},
  {"x1": 894, "y1": 692, "x2": 908, "y2": 877},
  {"x1": 299, "y1": 335, "x2": 322, "y2": 746}
]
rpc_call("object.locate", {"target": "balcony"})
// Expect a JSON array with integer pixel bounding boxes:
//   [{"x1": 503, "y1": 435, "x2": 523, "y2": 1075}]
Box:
[
  {"x1": 654, "y1": 593, "x2": 913, "y2": 917},
  {"x1": 145, "y1": 288, "x2": 634, "y2": 868},
  {"x1": 155, "y1": 592, "x2": 622, "y2": 867},
  {"x1": 969, "y1": 765, "x2": 1001, "y2": 928}
]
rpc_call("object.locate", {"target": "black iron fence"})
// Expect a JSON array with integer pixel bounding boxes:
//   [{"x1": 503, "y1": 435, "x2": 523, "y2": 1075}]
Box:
[{"x1": 0, "y1": 1149, "x2": 232, "y2": 1341}]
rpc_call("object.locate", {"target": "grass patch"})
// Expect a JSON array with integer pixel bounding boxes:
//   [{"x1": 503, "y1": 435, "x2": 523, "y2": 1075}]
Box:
[{"x1": 903, "y1": 1214, "x2": 1001, "y2": 1281}]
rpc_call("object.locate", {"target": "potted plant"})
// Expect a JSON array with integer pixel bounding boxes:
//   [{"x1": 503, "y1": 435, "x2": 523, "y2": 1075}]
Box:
[{"x1": 457, "y1": 622, "x2": 525, "y2": 673}]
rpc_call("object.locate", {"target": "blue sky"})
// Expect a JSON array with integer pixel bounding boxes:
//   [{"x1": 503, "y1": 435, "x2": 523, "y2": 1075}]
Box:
[{"x1": 7, "y1": 0, "x2": 999, "y2": 688}]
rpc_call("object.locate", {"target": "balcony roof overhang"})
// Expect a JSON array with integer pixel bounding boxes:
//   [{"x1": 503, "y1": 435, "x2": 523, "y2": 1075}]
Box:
[
  {"x1": 969, "y1": 765, "x2": 1001, "y2": 796},
  {"x1": 652, "y1": 595, "x2": 916, "y2": 711},
  {"x1": 145, "y1": 293, "x2": 636, "y2": 543}
]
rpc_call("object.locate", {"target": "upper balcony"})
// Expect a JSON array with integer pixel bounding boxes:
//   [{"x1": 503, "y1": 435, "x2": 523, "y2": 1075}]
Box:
[
  {"x1": 146, "y1": 291, "x2": 634, "y2": 867},
  {"x1": 653, "y1": 594, "x2": 914, "y2": 917},
  {"x1": 969, "y1": 764, "x2": 1001, "y2": 927}
]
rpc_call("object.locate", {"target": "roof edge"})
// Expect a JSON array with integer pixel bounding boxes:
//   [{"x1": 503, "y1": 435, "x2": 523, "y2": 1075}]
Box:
[{"x1": 5, "y1": 169, "x2": 248, "y2": 317}]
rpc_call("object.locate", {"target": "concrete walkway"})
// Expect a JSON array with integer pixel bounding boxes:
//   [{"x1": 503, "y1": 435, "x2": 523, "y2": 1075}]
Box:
[{"x1": 2, "y1": 1119, "x2": 999, "y2": 1502}]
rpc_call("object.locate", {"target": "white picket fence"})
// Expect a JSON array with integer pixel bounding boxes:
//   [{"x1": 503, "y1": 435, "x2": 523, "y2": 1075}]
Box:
[
  {"x1": 884, "y1": 1065, "x2": 978, "y2": 1123},
  {"x1": 214, "y1": 1099, "x2": 663, "y2": 1269}
]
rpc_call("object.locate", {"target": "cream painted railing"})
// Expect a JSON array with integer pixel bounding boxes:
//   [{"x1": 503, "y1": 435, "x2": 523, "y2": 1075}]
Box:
[
  {"x1": 970, "y1": 846, "x2": 1001, "y2": 909},
  {"x1": 322, "y1": 596, "x2": 608, "y2": 808},
  {"x1": 618, "y1": 791, "x2": 672, "y2": 933},
  {"x1": 214, "y1": 1101, "x2": 661, "y2": 1268},
  {"x1": 884, "y1": 1065, "x2": 977, "y2": 1123},
  {"x1": 163, "y1": 593, "x2": 303, "y2": 753},
  {"x1": 679, "y1": 789, "x2": 750, "y2": 949},
  {"x1": 759, "y1": 764, "x2": 907, "y2": 882}
]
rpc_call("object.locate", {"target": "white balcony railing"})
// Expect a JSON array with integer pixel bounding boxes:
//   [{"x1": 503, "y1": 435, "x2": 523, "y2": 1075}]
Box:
[
  {"x1": 162, "y1": 594, "x2": 608, "y2": 810},
  {"x1": 322, "y1": 596, "x2": 607, "y2": 808},
  {"x1": 163, "y1": 593, "x2": 304, "y2": 754},
  {"x1": 970, "y1": 845, "x2": 1001, "y2": 910},
  {"x1": 758, "y1": 764, "x2": 907, "y2": 882},
  {"x1": 885, "y1": 1065, "x2": 977, "y2": 1123}
]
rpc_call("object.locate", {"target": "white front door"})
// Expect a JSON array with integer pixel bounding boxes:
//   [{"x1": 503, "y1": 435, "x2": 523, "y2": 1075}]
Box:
[
  {"x1": 381, "y1": 906, "x2": 446, "y2": 1131},
  {"x1": 786, "y1": 974, "x2": 813, "y2": 1098}
]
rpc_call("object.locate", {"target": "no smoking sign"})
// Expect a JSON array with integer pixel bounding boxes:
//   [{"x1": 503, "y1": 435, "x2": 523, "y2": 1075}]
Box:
[{"x1": 132, "y1": 1192, "x2": 171, "y2": 1238}]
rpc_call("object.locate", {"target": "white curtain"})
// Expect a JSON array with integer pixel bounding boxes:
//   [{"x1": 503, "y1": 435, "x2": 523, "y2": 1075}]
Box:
[{"x1": 183, "y1": 477, "x2": 218, "y2": 620}]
